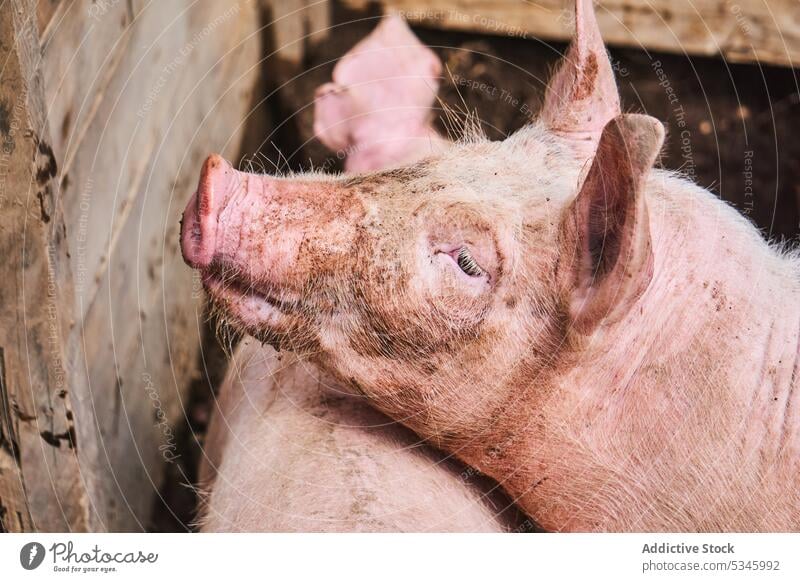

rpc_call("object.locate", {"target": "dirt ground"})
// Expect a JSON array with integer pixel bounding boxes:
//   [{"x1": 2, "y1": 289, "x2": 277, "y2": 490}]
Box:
[{"x1": 150, "y1": 6, "x2": 800, "y2": 530}]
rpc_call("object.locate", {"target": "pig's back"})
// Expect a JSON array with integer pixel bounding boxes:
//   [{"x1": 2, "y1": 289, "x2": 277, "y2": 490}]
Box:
[{"x1": 198, "y1": 339, "x2": 511, "y2": 532}]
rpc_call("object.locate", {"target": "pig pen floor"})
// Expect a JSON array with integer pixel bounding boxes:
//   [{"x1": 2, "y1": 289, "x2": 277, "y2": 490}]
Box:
[{"x1": 148, "y1": 6, "x2": 800, "y2": 531}]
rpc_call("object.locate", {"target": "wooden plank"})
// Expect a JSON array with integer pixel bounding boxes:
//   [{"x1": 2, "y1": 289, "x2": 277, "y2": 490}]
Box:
[
  {"x1": 35, "y1": 0, "x2": 65, "y2": 42},
  {"x1": 47, "y1": 2, "x2": 195, "y2": 530},
  {"x1": 269, "y1": 0, "x2": 308, "y2": 67},
  {"x1": 263, "y1": 0, "x2": 331, "y2": 81},
  {"x1": 341, "y1": 0, "x2": 800, "y2": 67},
  {"x1": 59, "y1": 1, "x2": 190, "y2": 324},
  {"x1": 69, "y1": 0, "x2": 261, "y2": 530},
  {"x1": 306, "y1": 0, "x2": 332, "y2": 46},
  {"x1": 40, "y1": 0, "x2": 135, "y2": 170},
  {"x1": 0, "y1": 0, "x2": 88, "y2": 532}
]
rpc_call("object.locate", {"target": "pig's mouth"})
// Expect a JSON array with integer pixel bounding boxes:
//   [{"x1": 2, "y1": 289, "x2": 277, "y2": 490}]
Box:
[
  {"x1": 200, "y1": 263, "x2": 324, "y2": 355},
  {"x1": 200, "y1": 262, "x2": 305, "y2": 327}
]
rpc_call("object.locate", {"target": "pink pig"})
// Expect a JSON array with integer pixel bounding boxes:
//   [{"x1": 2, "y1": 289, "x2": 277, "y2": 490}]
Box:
[{"x1": 187, "y1": 1, "x2": 800, "y2": 532}]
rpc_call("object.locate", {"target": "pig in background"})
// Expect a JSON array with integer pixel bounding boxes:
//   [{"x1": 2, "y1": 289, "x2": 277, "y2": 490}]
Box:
[{"x1": 183, "y1": 0, "x2": 800, "y2": 531}]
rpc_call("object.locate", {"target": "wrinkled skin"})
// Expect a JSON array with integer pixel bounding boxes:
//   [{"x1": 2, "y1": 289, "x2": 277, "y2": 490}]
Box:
[{"x1": 185, "y1": 1, "x2": 800, "y2": 531}]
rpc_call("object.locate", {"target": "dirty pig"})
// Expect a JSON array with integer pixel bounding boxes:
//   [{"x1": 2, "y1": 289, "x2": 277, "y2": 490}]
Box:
[{"x1": 182, "y1": 0, "x2": 800, "y2": 532}]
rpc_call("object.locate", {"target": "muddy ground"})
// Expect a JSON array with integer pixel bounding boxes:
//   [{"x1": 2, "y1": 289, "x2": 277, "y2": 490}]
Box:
[{"x1": 150, "y1": 5, "x2": 800, "y2": 530}]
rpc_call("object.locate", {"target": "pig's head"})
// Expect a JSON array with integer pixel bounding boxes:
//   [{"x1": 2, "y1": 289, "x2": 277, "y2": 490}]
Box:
[{"x1": 181, "y1": 1, "x2": 664, "y2": 448}]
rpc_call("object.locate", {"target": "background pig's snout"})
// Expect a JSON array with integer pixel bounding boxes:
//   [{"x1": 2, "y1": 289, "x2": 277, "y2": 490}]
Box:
[{"x1": 180, "y1": 154, "x2": 236, "y2": 269}]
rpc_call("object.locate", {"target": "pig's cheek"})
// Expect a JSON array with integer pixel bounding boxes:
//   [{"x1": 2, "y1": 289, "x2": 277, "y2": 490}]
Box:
[{"x1": 317, "y1": 315, "x2": 373, "y2": 367}]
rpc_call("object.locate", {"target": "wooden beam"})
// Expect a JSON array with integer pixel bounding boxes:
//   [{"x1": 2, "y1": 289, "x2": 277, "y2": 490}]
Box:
[
  {"x1": 263, "y1": 0, "x2": 331, "y2": 82},
  {"x1": 40, "y1": 0, "x2": 136, "y2": 171},
  {"x1": 341, "y1": 0, "x2": 800, "y2": 67},
  {"x1": 61, "y1": 0, "x2": 262, "y2": 530},
  {"x1": 0, "y1": 0, "x2": 88, "y2": 532}
]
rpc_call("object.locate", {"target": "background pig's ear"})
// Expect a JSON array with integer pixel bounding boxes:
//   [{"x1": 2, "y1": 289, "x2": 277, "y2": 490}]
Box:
[
  {"x1": 314, "y1": 16, "x2": 442, "y2": 139},
  {"x1": 564, "y1": 114, "x2": 664, "y2": 334},
  {"x1": 541, "y1": 0, "x2": 620, "y2": 155},
  {"x1": 314, "y1": 82, "x2": 355, "y2": 152},
  {"x1": 330, "y1": 15, "x2": 442, "y2": 104},
  {"x1": 313, "y1": 16, "x2": 444, "y2": 169}
]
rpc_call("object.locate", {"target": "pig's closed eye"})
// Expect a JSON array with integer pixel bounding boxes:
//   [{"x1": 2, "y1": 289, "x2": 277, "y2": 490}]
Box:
[{"x1": 454, "y1": 246, "x2": 486, "y2": 277}]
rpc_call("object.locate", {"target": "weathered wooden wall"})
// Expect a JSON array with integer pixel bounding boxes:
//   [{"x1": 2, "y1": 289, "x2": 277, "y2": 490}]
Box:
[
  {"x1": 342, "y1": 0, "x2": 800, "y2": 67},
  {"x1": 0, "y1": 0, "x2": 84, "y2": 533},
  {"x1": 1, "y1": 0, "x2": 263, "y2": 531}
]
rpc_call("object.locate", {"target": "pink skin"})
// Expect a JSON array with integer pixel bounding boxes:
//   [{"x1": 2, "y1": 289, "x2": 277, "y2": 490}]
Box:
[
  {"x1": 313, "y1": 16, "x2": 448, "y2": 171},
  {"x1": 197, "y1": 340, "x2": 516, "y2": 532},
  {"x1": 184, "y1": 1, "x2": 800, "y2": 532},
  {"x1": 195, "y1": 321, "x2": 521, "y2": 531}
]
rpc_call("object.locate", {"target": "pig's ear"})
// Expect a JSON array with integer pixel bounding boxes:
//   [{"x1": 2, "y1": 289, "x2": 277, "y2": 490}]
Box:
[
  {"x1": 314, "y1": 82, "x2": 354, "y2": 152},
  {"x1": 564, "y1": 114, "x2": 664, "y2": 334},
  {"x1": 541, "y1": 0, "x2": 620, "y2": 154}
]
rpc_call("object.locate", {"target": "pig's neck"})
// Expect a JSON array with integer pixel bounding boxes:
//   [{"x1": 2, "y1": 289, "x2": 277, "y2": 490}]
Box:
[{"x1": 507, "y1": 173, "x2": 800, "y2": 531}]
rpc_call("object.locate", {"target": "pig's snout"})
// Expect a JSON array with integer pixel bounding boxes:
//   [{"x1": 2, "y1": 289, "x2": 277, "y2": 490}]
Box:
[
  {"x1": 180, "y1": 154, "x2": 237, "y2": 269},
  {"x1": 180, "y1": 152, "x2": 367, "y2": 335}
]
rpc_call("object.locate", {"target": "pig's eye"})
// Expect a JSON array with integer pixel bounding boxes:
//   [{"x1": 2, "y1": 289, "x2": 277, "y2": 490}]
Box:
[{"x1": 455, "y1": 247, "x2": 486, "y2": 277}]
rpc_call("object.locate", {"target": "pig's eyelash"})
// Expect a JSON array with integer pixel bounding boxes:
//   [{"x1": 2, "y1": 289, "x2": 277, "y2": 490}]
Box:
[{"x1": 456, "y1": 247, "x2": 486, "y2": 277}]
